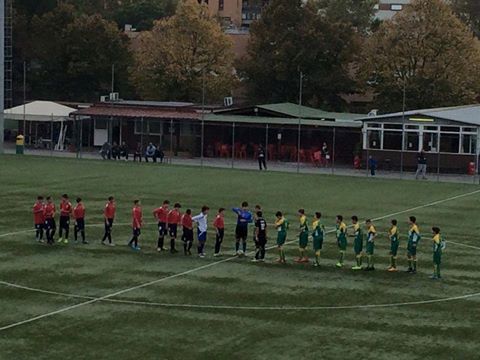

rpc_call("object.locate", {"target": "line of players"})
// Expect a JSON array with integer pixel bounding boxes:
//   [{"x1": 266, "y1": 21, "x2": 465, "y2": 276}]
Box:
[{"x1": 32, "y1": 196, "x2": 445, "y2": 279}]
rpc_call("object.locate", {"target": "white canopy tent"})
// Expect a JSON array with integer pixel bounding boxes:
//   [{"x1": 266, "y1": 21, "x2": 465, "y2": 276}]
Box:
[{"x1": 4, "y1": 101, "x2": 77, "y2": 150}]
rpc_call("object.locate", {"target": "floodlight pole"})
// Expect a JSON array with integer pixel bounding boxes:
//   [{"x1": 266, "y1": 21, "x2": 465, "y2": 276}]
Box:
[
  {"x1": 0, "y1": 0, "x2": 5, "y2": 154},
  {"x1": 200, "y1": 69, "x2": 205, "y2": 167},
  {"x1": 297, "y1": 71, "x2": 303, "y2": 174},
  {"x1": 400, "y1": 79, "x2": 406, "y2": 178}
]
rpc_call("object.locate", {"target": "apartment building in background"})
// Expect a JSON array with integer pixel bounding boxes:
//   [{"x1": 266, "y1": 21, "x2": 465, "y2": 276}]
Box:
[{"x1": 199, "y1": 0, "x2": 268, "y2": 29}]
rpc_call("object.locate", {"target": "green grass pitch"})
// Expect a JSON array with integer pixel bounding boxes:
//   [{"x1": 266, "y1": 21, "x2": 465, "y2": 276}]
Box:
[{"x1": 0, "y1": 155, "x2": 479, "y2": 359}]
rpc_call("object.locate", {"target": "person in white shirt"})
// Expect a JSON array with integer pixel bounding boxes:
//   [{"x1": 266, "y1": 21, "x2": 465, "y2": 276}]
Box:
[{"x1": 192, "y1": 206, "x2": 210, "y2": 258}]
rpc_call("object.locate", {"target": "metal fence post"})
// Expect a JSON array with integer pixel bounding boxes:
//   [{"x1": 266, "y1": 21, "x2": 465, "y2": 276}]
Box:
[{"x1": 231, "y1": 122, "x2": 235, "y2": 169}]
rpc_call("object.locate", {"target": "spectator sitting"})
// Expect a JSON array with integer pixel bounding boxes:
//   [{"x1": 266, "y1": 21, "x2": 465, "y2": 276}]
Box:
[
  {"x1": 111, "y1": 142, "x2": 120, "y2": 160},
  {"x1": 119, "y1": 142, "x2": 129, "y2": 161},
  {"x1": 133, "y1": 142, "x2": 143, "y2": 162},
  {"x1": 100, "y1": 142, "x2": 112, "y2": 160},
  {"x1": 145, "y1": 143, "x2": 157, "y2": 163},
  {"x1": 155, "y1": 146, "x2": 165, "y2": 163}
]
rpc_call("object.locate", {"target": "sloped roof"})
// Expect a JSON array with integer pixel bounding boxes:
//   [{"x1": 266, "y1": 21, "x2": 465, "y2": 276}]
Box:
[
  {"x1": 4, "y1": 101, "x2": 76, "y2": 122},
  {"x1": 257, "y1": 103, "x2": 365, "y2": 121},
  {"x1": 357, "y1": 104, "x2": 480, "y2": 126}
]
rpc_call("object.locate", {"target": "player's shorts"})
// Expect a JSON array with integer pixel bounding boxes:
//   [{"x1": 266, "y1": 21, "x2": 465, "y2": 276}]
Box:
[
  {"x1": 407, "y1": 243, "x2": 417, "y2": 257},
  {"x1": 235, "y1": 225, "x2": 248, "y2": 240},
  {"x1": 313, "y1": 236, "x2": 323, "y2": 251},
  {"x1": 75, "y1": 218, "x2": 85, "y2": 231},
  {"x1": 59, "y1": 215, "x2": 70, "y2": 229},
  {"x1": 277, "y1": 232, "x2": 287, "y2": 246},
  {"x1": 354, "y1": 239, "x2": 363, "y2": 254},
  {"x1": 390, "y1": 241, "x2": 399, "y2": 257},
  {"x1": 168, "y1": 224, "x2": 178, "y2": 238},
  {"x1": 45, "y1": 218, "x2": 56, "y2": 230},
  {"x1": 132, "y1": 228, "x2": 141, "y2": 237},
  {"x1": 158, "y1": 222, "x2": 167, "y2": 236},
  {"x1": 197, "y1": 230, "x2": 207, "y2": 242},
  {"x1": 366, "y1": 241, "x2": 375, "y2": 255},
  {"x1": 433, "y1": 250, "x2": 442, "y2": 265},
  {"x1": 182, "y1": 228, "x2": 193, "y2": 242},
  {"x1": 299, "y1": 232, "x2": 309, "y2": 248},
  {"x1": 337, "y1": 237, "x2": 347, "y2": 251},
  {"x1": 35, "y1": 223, "x2": 44, "y2": 231}
]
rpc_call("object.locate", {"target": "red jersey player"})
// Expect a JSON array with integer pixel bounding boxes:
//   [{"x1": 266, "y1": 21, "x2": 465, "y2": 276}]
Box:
[
  {"x1": 167, "y1": 203, "x2": 182, "y2": 254},
  {"x1": 59, "y1": 194, "x2": 72, "y2": 244},
  {"x1": 33, "y1": 196, "x2": 45, "y2": 243},
  {"x1": 44, "y1": 196, "x2": 56, "y2": 245},
  {"x1": 102, "y1": 196, "x2": 116, "y2": 246},
  {"x1": 213, "y1": 208, "x2": 226, "y2": 257},
  {"x1": 73, "y1": 197, "x2": 87, "y2": 244},
  {"x1": 153, "y1": 200, "x2": 170, "y2": 252},
  {"x1": 181, "y1": 209, "x2": 194, "y2": 255},
  {"x1": 128, "y1": 200, "x2": 143, "y2": 251}
]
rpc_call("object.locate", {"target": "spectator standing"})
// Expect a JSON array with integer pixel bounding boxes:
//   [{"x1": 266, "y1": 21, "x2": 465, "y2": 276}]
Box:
[
  {"x1": 133, "y1": 143, "x2": 143, "y2": 162},
  {"x1": 258, "y1": 145, "x2": 267, "y2": 170},
  {"x1": 368, "y1": 156, "x2": 377, "y2": 176},
  {"x1": 321, "y1": 142, "x2": 330, "y2": 167},
  {"x1": 416, "y1": 150, "x2": 427, "y2": 180},
  {"x1": 145, "y1": 143, "x2": 157, "y2": 163}
]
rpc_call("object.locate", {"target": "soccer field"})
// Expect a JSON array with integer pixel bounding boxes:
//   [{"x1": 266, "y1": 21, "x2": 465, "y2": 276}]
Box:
[{"x1": 0, "y1": 155, "x2": 479, "y2": 360}]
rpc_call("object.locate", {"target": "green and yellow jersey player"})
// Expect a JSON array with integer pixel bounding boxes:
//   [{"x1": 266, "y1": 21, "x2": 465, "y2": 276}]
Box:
[
  {"x1": 275, "y1": 211, "x2": 288, "y2": 264},
  {"x1": 365, "y1": 219, "x2": 377, "y2": 271},
  {"x1": 295, "y1": 209, "x2": 309, "y2": 263},
  {"x1": 407, "y1": 216, "x2": 421, "y2": 274},
  {"x1": 312, "y1": 212, "x2": 325, "y2": 267},
  {"x1": 431, "y1": 227, "x2": 443, "y2": 280},
  {"x1": 387, "y1": 219, "x2": 399, "y2": 272},
  {"x1": 351, "y1": 215, "x2": 364, "y2": 270},
  {"x1": 335, "y1": 215, "x2": 347, "y2": 268}
]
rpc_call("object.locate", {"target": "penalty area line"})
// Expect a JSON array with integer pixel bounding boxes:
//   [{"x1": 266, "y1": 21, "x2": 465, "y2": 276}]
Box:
[{"x1": 0, "y1": 188, "x2": 480, "y2": 331}]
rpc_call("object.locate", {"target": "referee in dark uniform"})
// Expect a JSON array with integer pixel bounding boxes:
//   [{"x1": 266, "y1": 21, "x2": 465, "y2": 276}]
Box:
[{"x1": 253, "y1": 211, "x2": 267, "y2": 262}]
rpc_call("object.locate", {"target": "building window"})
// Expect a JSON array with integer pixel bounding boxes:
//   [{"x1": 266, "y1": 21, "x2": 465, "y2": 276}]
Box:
[
  {"x1": 383, "y1": 131, "x2": 403, "y2": 150},
  {"x1": 368, "y1": 130, "x2": 381, "y2": 149},
  {"x1": 149, "y1": 120, "x2": 163, "y2": 135},
  {"x1": 423, "y1": 132, "x2": 439, "y2": 152},
  {"x1": 391, "y1": 4, "x2": 403, "y2": 11},
  {"x1": 405, "y1": 132, "x2": 419, "y2": 151},
  {"x1": 219, "y1": 0, "x2": 224, "y2": 10},
  {"x1": 461, "y1": 134, "x2": 477, "y2": 154},
  {"x1": 440, "y1": 133, "x2": 460, "y2": 153}
]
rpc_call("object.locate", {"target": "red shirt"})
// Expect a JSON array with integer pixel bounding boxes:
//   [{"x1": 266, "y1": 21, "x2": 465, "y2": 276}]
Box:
[
  {"x1": 104, "y1": 202, "x2": 116, "y2": 219},
  {"x1": 182, "y1": 214, "x2": 193, "y2": 229},
  {"x1": 167, "y1": 209, "x2": 181, "y2": 225},
  {"x1": 60, "y1": 201, "x2": 72, "y2": 217},
  {"x1": 73, "y1": 203, "x2": 85, "y2": 219},
  {"x1": 153, "y1": 206, "x2": 168, "y2": 223},
  {"x1": 213, "y1": 214, "x2": 225, "y2": 229},
  {"x1": 33, "y1": 202, "x2": 45, "y2": 225},
  {"x1": 44, "y1": 203, "x2": 56, "y2": 219},
  {"x1": 132, "y1": 206, "x2": 143, "y2": 229}
]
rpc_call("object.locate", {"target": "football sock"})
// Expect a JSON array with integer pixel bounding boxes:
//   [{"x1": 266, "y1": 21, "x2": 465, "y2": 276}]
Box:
[
  {"x1": 315, "y1": 251, "x2": 320, "y2": 264},
  {"x1": 368, "y1": 255, "x2": 373, "y2": 267},
  {"x1": 187, "y1": 241, "x2": 193, "y2": 251},
  {"x1": 157, "y1": 237, "x2": 164, "y2": 248},
  {"x1": 339, "y1": 251, "x2": 344, "y2": 264},
  {"x1": 436, "y1": 264, "x2": 440, "y2": 277},
  {"x1": 413, "y1": 260, "x2": 417, "y2": 271},
  {"x1": 235, "y1": 242, "x2": 240, "y2": 252},
  {"x1": 260, "y1": 247, "x2": 265, "y2": 259},
  {"x1": 408, "y1": 259, "x2": 412, "y2": 269},
  {"x1": 170, "y1": 238, "x2": 175, "y2": 250},
  {"x1": 81, "y1": 230, "x2": 85, "y2": 242},
  {"x1": 242, "y1": 241, "x2": 247, "y2": 253},
  {"x1": 356, "y1": 255, "x2": 361, "y2": 267}
]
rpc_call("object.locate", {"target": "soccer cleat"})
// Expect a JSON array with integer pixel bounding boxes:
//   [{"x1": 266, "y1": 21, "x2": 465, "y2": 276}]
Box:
[
  {"x1": 301, "y1": 257, "x2": 310, "y2": 263},
  {"x1": 64, "y1": 239, "x2": 69, "y2": 244},
  {"x1": 429, "y1": 274, "x2": 438, "y2": 280},
  {"x1": 352, "y1": 265, "x2": 362, "y2": 271},
  {"x1": 108, "y1": 242, "x2": 115, "y2": 247},
  {"x1": 258, "y1": 259, "x2": 265, "y2": 263},
  {"x1": 238, "y1": 250, "x2": 245, "y2": 257},
  {"x1": 170, "y1": 248, "x2": 178, "y2": 254},
  {"x1": 388, "y1": 267, "x2": 398, "y2": 272},
  {"x1": 411, "y1": 270, "x2": 417, "y2": 274},
  {"x1": 405, "y1": 268, "x2": 413, "y2": 273},
  {"x1": 198, "y1": 253, "x2": 205, "y2": 258},
  {"x1": 213, "y1": 253, "x2": 221, "y2": 257},
  {"x1": 313, "y1": 262, "x2": 320, "y2": 267},
  {"x1": 275, "y1": 258, "x2": 283, "y2": 263},
  {"x1": 336, "y1": 262, "x2": 343, "y2": 268},
  {"x1": 251, "y1": 258, "x2": 259, "y2": 263}
]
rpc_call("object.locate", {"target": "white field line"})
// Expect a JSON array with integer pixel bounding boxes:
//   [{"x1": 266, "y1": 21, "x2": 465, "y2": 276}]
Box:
[{"x1": 1, "y1": 188, "x2": 480, "y2": 331}]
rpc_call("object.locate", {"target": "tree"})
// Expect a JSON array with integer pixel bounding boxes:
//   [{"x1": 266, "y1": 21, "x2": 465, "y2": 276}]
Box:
[
  {"x1": 360, "y1": 0, "x2": 480, "y2": 112},
  {"x1": 239, "y1": 0, "x2": 376, "y2": 110},
  {"x1": 30, "y1": 4, "x2": 132, "y2": 101},
  {"x1": 110, "y1": 0, "x2": 177, "y2": 31},
  {"x1": 451, "y1": 0, "x2": 480, "y2": 37},
  {"x1": 131, "y1": 0, "x2": 237, "y2": 102}
]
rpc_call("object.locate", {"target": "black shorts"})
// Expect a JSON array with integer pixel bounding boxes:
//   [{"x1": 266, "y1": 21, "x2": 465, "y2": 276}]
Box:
[
  {"x1": 35, "y1": 223, "x2": 44, "y2": 231},
  {"x1": 256, "y1": 235, "x2": 267, "y2": 247},
  {"x1": 182, "y1": 228, "x2": 193, "y2": 242},
  {"x1": 235, "y1": 225, "x2": 248, "y2": 240},
  {"x1": 169, "y1": 224, "x2": 178, "y2": 238},
  {"x1": 45, "y1": 218, "x2": 56, "y2": 230},
  {"x1": 59, "y1": 216, "x2": 70, "y2": 229},
  {"x1": 158, "y1": 222, "x2": 167, "y2": 236},
  {"x1": 132, "y1": 228, "x2": 141, "y2": 237},
  {"x1": 75, "y1": 218, "x2": 85, "y2": 230}
]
